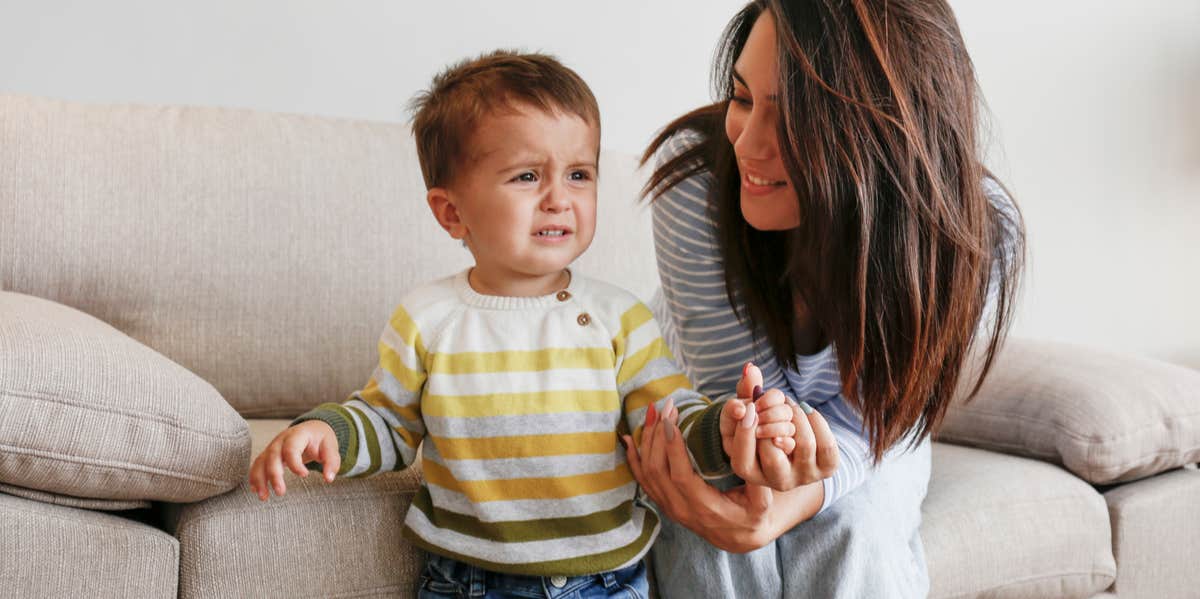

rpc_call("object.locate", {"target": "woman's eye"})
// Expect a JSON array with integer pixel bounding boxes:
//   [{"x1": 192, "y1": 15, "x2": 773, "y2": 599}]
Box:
[
  {"x1": 513, "y1": 172, "x2": 537, "y2": 183},
  {"x1": 730, "y1": 95, "x2": 752, "y2": 107}
]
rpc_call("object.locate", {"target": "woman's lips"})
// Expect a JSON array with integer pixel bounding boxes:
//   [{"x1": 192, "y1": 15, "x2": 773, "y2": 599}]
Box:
[{"x1": 741, "y1": 171, "x2": 787, "y2": 195}]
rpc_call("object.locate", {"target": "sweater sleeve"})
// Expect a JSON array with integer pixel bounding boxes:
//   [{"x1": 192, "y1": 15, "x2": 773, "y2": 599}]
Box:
[
  {"x1": 292, "y1": 303, "x2": 427, "y2": 478},
  {"x1": 612, "y1": 299, "x2": 730, "y2": 478}
]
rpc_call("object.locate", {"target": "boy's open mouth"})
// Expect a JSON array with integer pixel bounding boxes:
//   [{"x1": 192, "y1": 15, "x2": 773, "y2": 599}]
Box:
[{"x1": 534, "y1": 226, "x2": 572, "y2": 238}]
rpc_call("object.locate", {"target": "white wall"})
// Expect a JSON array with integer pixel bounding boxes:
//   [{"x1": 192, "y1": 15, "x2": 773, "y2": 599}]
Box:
[{"x1": 2, "y1": 1, "x2": 1197, "y2": 367}]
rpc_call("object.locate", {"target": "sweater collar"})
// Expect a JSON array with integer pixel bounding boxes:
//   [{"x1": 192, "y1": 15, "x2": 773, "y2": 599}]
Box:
[{"x1": 453, "y1": 268, "x2": 583, "y2": 310}]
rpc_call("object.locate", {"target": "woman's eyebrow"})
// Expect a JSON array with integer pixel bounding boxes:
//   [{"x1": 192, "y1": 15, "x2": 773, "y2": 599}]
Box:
[
  {"x1": 731, "y1": 68, "x2": 779, "y2": 101},
  {"x1": 732, "y1": 68, "x2": 749, "y2": 88}
]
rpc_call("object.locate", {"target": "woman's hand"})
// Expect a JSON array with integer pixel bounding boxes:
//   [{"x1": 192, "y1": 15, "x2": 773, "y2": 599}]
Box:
[
  {"x1": 623, "y1": 398, "x2": 825, "y2": 552},
  {"x1": 725, "y1": 364, "x2": 840, "y2": 492},
  {"x1": 624, "y1": 398, "x2": 778, "y2": 553}
]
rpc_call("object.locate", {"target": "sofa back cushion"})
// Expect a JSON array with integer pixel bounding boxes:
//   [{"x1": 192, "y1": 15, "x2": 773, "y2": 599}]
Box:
[{"x1": 0, "y1": 94, "x2": 656, "y2": 417}]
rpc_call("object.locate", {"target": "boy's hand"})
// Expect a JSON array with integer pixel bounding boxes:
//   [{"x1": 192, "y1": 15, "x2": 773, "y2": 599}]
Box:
[
  {"x1": 248, "y1": 420, "x2": 340, "y2": 501},
  {"x1": 720, "y1": 363, "x2": 798, "y2": 458}
]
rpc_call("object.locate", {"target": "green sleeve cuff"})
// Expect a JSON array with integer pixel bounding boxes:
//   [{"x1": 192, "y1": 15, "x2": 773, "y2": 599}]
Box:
[
  {"x1": 686, "y1": 399, "x2": 733, "y2": 478},
  {"x1": 292, "y1": 402, "x2": 357, "y2": 476}
]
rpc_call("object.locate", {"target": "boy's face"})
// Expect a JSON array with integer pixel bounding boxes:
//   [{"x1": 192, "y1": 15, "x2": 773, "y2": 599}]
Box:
[{"x1": 432, "y1": 104, "x2": 600, "y2": 291}]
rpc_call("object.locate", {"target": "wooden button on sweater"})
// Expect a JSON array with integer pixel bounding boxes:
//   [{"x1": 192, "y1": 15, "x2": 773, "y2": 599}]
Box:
[
  {"x1": 577, "y1": 313, "x2": 591, "y2": 326},
  {"x1": 556, "y1": 290, "x2": 571, "y2": 301}
]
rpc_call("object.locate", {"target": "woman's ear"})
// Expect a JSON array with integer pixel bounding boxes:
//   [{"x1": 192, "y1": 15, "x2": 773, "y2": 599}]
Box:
[{"x1": 427, "y1": 187, "x2": 467, "y2": 240}]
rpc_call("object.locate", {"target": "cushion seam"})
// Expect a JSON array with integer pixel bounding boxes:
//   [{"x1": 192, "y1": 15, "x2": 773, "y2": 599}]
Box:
[
  {"x1": 1, "y1": 389, "x2": 248, "y2": 441},
  {"x1": 0, "y1": 442, "x2": 237, "y2": 489},
  {"x1": 949, "y1": 405, "x2": 1200, "y2": 444},
  {"x1": 178, "y1": 488, "x2": 417, "y2": 530}
]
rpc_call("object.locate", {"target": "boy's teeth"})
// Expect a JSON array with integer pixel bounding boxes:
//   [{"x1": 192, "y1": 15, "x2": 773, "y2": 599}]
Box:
[{"x1": 538, "y1": 230, "x2": 565, "y2": 237}]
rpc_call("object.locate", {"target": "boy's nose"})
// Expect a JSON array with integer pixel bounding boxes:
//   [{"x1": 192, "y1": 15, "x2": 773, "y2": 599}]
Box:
[{"x1": 540, "y1": 187, "x2": 571, "y2": 213}]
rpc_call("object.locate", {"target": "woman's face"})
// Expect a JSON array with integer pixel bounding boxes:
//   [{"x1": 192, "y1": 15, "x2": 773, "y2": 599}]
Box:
[{"x1": 725, "y1": 11, "x2": 802, "y2": 231}]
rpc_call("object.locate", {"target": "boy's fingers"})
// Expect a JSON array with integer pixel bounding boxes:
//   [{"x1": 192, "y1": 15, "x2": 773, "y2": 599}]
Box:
[
  {"x1": 773, "y1": 436, "x2": 797, "y2": 454},
  {"x1": 754, "y1": 389, "x2": 788, "y2": 410},
  {"x1": 756, "y1": 404, "x2": 794, "y2": 425},
  {"x1": 282, "y1": 435, "x2": 310, "y2": 478},
  {"x1": 755, "y1": 422, "x2": 796, "y2": 439},
  {"x1": 720, "y1": 398, "x2": 748, "y2": 437},
  {"x1": 319, "y1": 434, "x2": 340, "y2": 483},
  {"x1": 266, "y1": 443, "x2": 286, "y2": 497}
]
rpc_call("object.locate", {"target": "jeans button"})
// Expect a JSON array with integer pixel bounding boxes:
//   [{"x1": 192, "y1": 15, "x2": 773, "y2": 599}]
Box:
[{"x1": 550, "y1": 575, "x2": 567, "y2": 588}]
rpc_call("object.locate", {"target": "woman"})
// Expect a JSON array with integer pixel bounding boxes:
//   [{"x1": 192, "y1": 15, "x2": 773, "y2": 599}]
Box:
[{"x1": 624, "y1": 1, "x2": 1024, "y2": 597}]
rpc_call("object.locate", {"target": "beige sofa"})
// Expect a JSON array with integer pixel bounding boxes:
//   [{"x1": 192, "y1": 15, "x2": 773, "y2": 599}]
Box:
[{"x1": 2, "y1": 93, "x2": 1198, "y2": 599}]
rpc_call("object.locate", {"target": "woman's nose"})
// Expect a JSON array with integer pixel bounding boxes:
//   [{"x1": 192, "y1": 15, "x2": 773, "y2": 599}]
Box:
[{"x1": 734, "y1": 108, "x2": 777, "y2": 161}]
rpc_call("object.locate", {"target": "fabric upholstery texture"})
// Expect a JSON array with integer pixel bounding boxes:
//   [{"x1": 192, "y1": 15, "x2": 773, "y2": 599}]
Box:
[
  {"x1": 0, "y1": 482, "x2": 150, "y2": 511},
  {"x1": 0, "y1": 93, "x2": 656, "y2": 419},
  {"x1": 0, "y1": 291, "x2": 250, "y2": 502},
  {"x1": 1103, "y1": 466, "x2": 1200, "y2": 599},
  {"x1": 0, "y1": 492, "x2": 178, "y2": 598},
  {"x1": 169, "y1": 419, "x2": 425, "y2": 598},
  {"x1": 922, "y1": 443, "x2": 1116, "y2": 599},
  {"x1": 939, "y1": 337, "x2": 1200, "y2": 484}
]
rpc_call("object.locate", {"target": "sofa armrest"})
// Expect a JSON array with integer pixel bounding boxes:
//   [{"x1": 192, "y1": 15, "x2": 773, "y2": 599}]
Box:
[{"x1": 937, "y1": 337, "x2": 1200, "y2": 484}]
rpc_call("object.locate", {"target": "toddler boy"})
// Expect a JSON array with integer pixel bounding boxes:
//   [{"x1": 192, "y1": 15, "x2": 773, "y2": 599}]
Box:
[{"x1": 248, "y1": 50, "x2": 793, "y2": 596}]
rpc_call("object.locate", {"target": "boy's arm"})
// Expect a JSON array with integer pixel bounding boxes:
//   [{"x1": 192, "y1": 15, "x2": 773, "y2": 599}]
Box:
[
  {"x1": 615, "y1": 301, "x2": 730, "y2": 479},
  {"x1": 293, "y1": 304, "x2": 428, "y2": 478}
]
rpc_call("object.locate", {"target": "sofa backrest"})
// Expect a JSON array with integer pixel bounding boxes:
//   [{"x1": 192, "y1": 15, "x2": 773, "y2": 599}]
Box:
[{"x1": 0, "y1": 94, "x2": 657, "y2": 417}]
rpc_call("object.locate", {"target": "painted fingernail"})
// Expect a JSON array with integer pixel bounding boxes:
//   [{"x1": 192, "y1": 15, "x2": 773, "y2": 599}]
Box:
[
  {"x1": 798, "y1": 401, "x2": 814, "y2": 415},
  {"x1": 664, "y1": 420, "x2": 676, "y2": 441},
  {"x1": 646, "y1": 403, "x2": 658, "y2": 426},
  {"x1": 752, "y1": 385, "x2": 763, "y2": 400},
  {"x1": 743, "y1": 362, "x2": 753, "y2": 377}
]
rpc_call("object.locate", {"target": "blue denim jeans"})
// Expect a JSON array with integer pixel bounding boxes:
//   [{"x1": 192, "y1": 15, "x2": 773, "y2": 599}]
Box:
[{"x1": 417, "y1": 553, "x2": 648, "y2": 599}]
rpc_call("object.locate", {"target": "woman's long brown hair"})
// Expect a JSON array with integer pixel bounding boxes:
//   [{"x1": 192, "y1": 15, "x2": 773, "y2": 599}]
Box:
[{"x1": 643, "y1": 0, "x2": 1024, "y2": 462}]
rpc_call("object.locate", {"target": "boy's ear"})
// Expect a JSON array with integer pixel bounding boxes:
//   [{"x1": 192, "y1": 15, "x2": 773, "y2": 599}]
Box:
[{"x1": 426, "y1": 187, "x2": 467, "y2": 240}]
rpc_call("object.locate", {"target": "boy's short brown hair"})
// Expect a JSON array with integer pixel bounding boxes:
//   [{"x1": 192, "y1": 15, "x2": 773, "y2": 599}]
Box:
[{"x1": 409, "y1": 50, "x2": 600, "y2": 189}]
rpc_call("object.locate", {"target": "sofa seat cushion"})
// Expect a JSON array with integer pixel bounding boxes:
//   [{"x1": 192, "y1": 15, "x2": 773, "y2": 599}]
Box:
[
  {"x1": 0, "y1": 492, "x2": 178, "y2": 598},
  {"x1": 169, "y1": 419, "x2": 425, "y2": 598},
  {"x1": 923, "y1": 443, "x2": 1116, "y2": 599},
  {"x1": 1103, "y1": 466, "x2": 1200, "y2": 599},
  {"x1": 0, "y1": 292, "x2": 251, "y2": 503},
  {"x1": 940, "y1": 338, "x2": 1200, "y2": 484}
]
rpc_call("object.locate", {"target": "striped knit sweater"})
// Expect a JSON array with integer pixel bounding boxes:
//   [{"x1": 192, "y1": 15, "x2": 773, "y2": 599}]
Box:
[
  {"x1": 294, "y1": 268, "x2": 727, "y2": 576},
  {"x1": 649, "y1": 130, "x2": 1021, "y2": 513}
]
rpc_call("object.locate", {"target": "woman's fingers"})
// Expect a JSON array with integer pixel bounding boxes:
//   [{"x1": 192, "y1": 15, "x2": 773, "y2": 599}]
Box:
[
  {"x1": 754, "y1": 421, "x2": 796, "y2": 439},
  {"x1": 806, "y1": 407, "x2": 840, "y2": 477},
  {"x1": 719, "y1": 396, "x2": 748, "y2": 439},
  {"x1": 729, "y1": 406, "x2": 765, "y2": 485},
  {"x1": 736, "y1": 362, "x2": 764, "y2": 399}
]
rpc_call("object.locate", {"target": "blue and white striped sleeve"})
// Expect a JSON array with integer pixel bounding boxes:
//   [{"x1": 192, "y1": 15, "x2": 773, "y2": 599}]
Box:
[{"x1": 648, "y1": 131, "x2": 873, "y2": 512}]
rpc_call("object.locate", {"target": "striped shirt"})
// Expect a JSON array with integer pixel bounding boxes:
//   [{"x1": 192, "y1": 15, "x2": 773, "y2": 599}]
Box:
[
  {"x1": 294, "y1": 268, "x2": 726, "y2": 576},
  {"x1": 649, "y1": 131, "x2": 1020, "y2": 512}
]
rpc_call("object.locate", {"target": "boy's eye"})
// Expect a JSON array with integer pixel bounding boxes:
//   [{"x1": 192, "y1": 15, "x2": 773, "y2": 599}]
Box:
[
  {"x1": 569, "y1": 170, "x2": 593, "y2": 181},
  {"x1": 512, "y1": 171, "x2": 538, "y2": 183}
]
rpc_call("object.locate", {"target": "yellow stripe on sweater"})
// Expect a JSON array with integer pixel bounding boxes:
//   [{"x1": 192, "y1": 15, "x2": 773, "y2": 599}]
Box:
[
  {"x1": 422, "y1": 459, "x2": 633, "y2": 502},
  {"x1": 358, "y1": 378, "x2": 421, "y2": 422},
  {"x1": 422, "y1": 390, "x2": 619, "y2": 417},
  {"x1": 434, "y1": 432, "x2": 616, "y2": 460},
  {"x1": 622, "y1": 373, "x2": 692, "y2": 413},
  {"x1": 428, "y1": 347, "x2": 615, "y2": 374}
]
